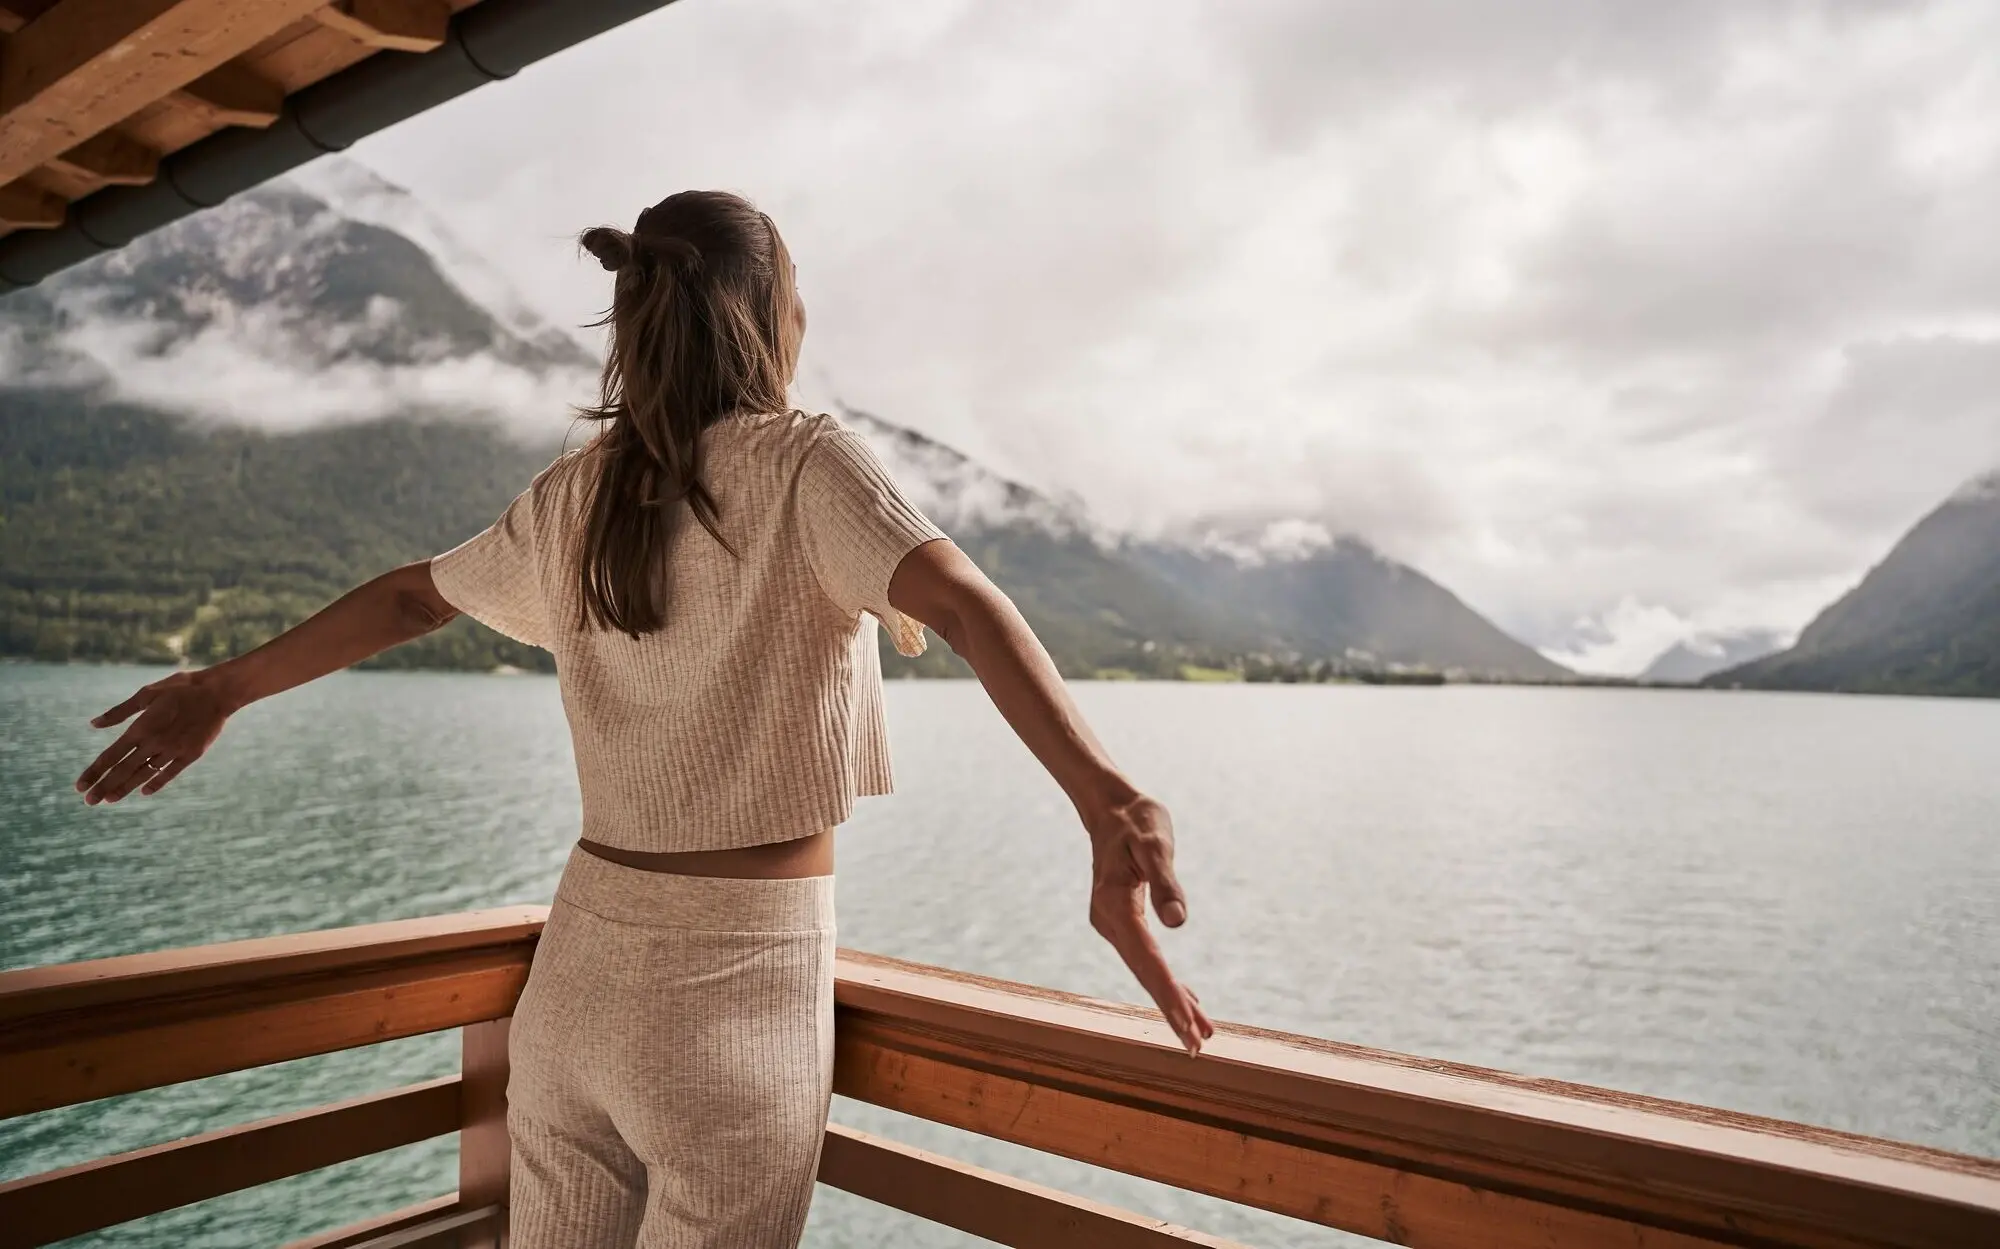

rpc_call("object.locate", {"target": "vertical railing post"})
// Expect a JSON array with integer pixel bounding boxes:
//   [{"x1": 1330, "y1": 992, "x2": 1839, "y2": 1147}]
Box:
[{"x1": 460, "y1": 1018, "x2": 511, "y2": 1248}]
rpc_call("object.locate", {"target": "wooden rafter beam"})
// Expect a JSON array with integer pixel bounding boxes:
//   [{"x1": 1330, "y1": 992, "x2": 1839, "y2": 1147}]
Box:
[
  {"x1": 167, "y1": 61, "x2": 284, "y2": 129},
  {"x1": 0, "y1": 178, "x2": 62, "y2": 227},
  {"x1": 46, "y1": 129, "x2": 158, "y2": 185},
  {"x1": 311, "y1": 0, "x2": 447, "y2": 54},
  {"x1": 0, "y1": 3, "x2": 52, "y2": 37},
  {"x1": 0, "y1": 0, "x2": 329, "y2": 187}
]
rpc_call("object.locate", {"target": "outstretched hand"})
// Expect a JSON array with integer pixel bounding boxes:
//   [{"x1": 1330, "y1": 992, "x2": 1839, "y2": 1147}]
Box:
[
  {"x1": 883, "y1": 542, "x2": 1216, "y2": 1056},
  {"x1": 75, "y1": 672, "x2": 234, "y2": 804},
  {"x1": 1084, "y1": 792, "x2": 1215, "y2": 1055}
]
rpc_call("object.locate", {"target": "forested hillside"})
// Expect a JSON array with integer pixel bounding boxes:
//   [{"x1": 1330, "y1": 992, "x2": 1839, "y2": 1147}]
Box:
[
  {"x1": 0, "y1": 397, "x2": 1250, "y2": 680},
  {"x1": 1131, "y1": 537, "x2": 1570, "y2": 681},
  {"x1": 1, "y1": 396, "x2": 557, "y2": 671},
  {"x1": 0, "y1": 395, "x2": 1565, "y2": 681}
]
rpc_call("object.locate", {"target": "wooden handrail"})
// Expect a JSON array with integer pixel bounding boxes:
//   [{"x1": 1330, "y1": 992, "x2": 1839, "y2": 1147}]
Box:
[
  {"x1": 834, "y1": 950, "x2": 2000, "y2": 1249},
  {"x1": 0, "y1": 908, "x2": 544, "y2": 1117},
  {"x1": 0, "y1": 907, "x2": 548, "y2": 1023},
  {"x1": 3, "y1": 913, "x2": 1994, "y2": 1249},
  {"x1": 279, "y1": 1195, "x2": 466, "y2": 1249}
]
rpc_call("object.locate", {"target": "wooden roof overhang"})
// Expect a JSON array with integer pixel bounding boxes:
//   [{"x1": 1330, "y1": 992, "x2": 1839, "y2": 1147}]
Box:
[{"x1": 0, "y1": 0, "x2": 678, "y2": 292}]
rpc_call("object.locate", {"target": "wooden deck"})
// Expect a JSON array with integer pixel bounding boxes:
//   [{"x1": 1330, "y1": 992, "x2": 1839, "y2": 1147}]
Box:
[{"x1": 2, "y1": 910, "x2": 1996, "y2": 1248}]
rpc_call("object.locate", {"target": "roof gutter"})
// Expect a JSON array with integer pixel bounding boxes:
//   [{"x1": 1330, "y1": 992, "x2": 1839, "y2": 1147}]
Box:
[{"x1": 0, "y1": 0, "x2": 681, "y2": 292}]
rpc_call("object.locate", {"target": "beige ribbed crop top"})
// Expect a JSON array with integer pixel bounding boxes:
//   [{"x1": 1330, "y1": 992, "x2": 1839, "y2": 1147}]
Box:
[{"x1": 429, "y1": 410, "x2": 947, "y2": 851}]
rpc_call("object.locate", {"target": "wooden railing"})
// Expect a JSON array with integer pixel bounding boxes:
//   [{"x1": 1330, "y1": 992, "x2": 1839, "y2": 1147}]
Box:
[
  {"x1": 0, "y1": 909, "x2": 538, "y2": 1249},
  {"x1": 2, "y1": 911, "x2": 1997, "y2": 1248}
]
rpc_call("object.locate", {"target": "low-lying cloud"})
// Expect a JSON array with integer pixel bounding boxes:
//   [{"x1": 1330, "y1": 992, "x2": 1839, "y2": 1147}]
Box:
[
  {"x1": 65, "y1": 0, "x2": 1997, "y2": 672},
  {"x1": 50, "y1": 301, "x2": 595, "y2": 439}
]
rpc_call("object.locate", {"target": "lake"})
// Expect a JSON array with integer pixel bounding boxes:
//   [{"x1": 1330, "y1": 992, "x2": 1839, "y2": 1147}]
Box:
[{"x1": 3, "y1": 663, "x2": 1996, "y2": 1246}]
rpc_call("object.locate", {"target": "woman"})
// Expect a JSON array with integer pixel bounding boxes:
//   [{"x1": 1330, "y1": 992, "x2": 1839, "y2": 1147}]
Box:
[{"x1": 74, "y1": 190, "x2": 1211, "y2": 1247}]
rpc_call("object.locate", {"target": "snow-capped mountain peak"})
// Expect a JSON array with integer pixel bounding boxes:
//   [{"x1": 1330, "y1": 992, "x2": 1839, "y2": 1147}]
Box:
[
  {"x1": 3, "y1": 157, "x2": 600, "y2": 436},
  {"x1": 286, "y1": 159, "x2": 591, "y2": 361},
  {"x1": 838, "y1": 404, "x2": 1101, "y2": 538}
]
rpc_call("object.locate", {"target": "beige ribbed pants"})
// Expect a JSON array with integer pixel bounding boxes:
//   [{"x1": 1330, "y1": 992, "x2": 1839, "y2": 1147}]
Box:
[{"x1": 506, "y1": 847, "x2": 836, "y2": 1248}]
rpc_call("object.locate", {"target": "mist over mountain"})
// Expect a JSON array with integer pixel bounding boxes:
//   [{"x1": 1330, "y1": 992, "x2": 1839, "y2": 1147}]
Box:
[
  {"x1": 1709, "y1": 473, "x2": 2000, "y2": 697},
  {"x1": 840, "y1": 407, "x2": 1567, "y2": 680},
  {"x1": 1640, "y1": 630, "x2": 1788, "y2": 685},
  {"x1": 2, "y1": 158, "x2": 1561, "y2": 682},
  {"x1": 0, "y1": 161, "x2": 597, "y2": 438}
]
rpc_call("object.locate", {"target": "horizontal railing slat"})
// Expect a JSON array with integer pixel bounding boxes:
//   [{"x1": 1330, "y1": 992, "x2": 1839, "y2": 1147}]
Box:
[
  {"x1": 280, "y1": 1194, "x2": 464, "y2": 1249},
  {"x1": 832, "y1": 950, "x2": 2000, "y2": 1249},
  {"x1": 0, "y1": 1077, "x2": 462, "y2": 1249},
  {"x1": 818, "y1": 1123, "x2": 1246, "y2": 1248},
  {"x1": 324, "y1": 1205, "x2": 501, "y2": 1249}
]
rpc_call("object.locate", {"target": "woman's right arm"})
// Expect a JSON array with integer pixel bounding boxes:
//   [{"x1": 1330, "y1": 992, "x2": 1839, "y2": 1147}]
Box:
[
  {"x1": 888, "y1": 538, "x2": 1215, "y2": 1055},
  {"x1": 75, "y1": 562, "x2": 458, "y2": 805}
]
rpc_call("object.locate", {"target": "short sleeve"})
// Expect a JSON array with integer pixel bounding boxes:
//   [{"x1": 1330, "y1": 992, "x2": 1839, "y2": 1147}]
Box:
[
  {"x1": 797, "y1": 429, "x2": 948, "y2": 657},
  {"x1": 430, "y1": 486, "x2": 552, "y2": 650}
]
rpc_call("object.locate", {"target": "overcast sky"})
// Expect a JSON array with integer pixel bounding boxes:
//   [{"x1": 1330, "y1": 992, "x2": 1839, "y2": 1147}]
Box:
[{"x1": 348, "y1": 0, "x2": 2000, "y2": 673}]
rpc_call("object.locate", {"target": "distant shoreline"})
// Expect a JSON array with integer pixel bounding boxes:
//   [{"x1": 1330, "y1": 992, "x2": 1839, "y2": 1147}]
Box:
[{"x1": 13, "y1": 656, "x2": 1992, "y2": 699}]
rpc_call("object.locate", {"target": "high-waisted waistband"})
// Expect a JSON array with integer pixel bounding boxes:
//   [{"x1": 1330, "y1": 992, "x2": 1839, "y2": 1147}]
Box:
[{"x1": 554, "y1": 845, "x2": 835, "y2": 933}]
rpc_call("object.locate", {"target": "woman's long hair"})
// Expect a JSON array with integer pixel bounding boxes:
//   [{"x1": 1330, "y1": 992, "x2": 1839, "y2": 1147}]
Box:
[{"x1": 573, "y1": 191, "x2": 801, "y2": 637}]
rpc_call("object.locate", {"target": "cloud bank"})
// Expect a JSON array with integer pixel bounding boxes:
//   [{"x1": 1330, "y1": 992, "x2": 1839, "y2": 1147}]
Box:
[
  {"x1": 52, "y1": 300, "x2": 596, "y2": 437},
  {"x1": 134, "y1": 1, "x2": 2000, "y2": 669},
  {"x1": 10, "y1": 171, "x2": 601, "y2": 443}
]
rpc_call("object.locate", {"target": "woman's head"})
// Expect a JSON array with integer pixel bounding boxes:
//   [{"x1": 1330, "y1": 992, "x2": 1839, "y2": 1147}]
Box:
[{"x1": 574, "y1": 191, "x2": 802, "y2": 636}]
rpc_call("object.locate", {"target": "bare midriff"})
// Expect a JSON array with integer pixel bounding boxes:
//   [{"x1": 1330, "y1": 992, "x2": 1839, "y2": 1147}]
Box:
[{"x1": 577, "y1": 829, "x2": 835, "y2": 879}]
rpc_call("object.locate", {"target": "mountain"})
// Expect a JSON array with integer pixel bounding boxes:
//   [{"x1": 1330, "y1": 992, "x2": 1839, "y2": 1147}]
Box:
[
  {"x1": 1130, "y1": 528, "x2": 1571, "y2": 681},
  {"x1": 842, "y1": 409, "x2": 1568, "y2": 681},
  {"x1": 0, "y1": 160, "x2": 590, "y2": 672},
  {"x1": 1, "y1": 157, "x2": 1561, "y2": 682},
  {"x1": 1639, "y1": 629, "x2": 1787, "y2": 684},
  {"x1": 1709, "y1": 474, "x2": 2000, "y2": 697},
  {"x1": 838, "y1": 408, "x2": 1238, "y2": 678}
]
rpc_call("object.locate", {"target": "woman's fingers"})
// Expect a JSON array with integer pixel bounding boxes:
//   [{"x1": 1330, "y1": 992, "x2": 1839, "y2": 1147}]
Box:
[
  {"x1": 86, "y1": 744, "x2": 161, "y2": 805},
  {"x1": 76, "y1": 724, "x2": 147, "y2": 797},
  {"x1": 139, "y1": 757, "x2": 189, "y2": 797},
  {"x1": 1115, "y1": 797, "x2": 1188, "y2": 928},
  {"x1": 92, "y1": 685, "x2": 157, "y2": 729},
  {"x1": 1159, "y1": 983, "x2": 1208, "y2": 1054},
  {"x1": 1137, "y1": 838, "x2": 1187, "y2": 928},
  {"x1": 1087, "y1": 797, "x2": 1204, "y2": 1051},
  {"x1": 1091, "y1": 884, "x2": 1207, "y2": 1054},
  {"x1": 1189, "y1": 994, "x2": 1215, "y2": 1042},
  {"x1": 78, "y1": 678, "x2": 228, "y2": 803}
]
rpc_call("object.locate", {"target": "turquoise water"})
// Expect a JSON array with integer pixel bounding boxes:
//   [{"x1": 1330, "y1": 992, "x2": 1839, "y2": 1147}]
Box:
[{"x1": 3, "y1": 663, "x2": 1997, "y2": 1245}]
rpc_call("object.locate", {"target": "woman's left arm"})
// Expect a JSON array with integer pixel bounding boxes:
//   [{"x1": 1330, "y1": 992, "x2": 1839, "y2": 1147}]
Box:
[{"x1": 75, "y1": 561, "x2": 458, "y2": 805}]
